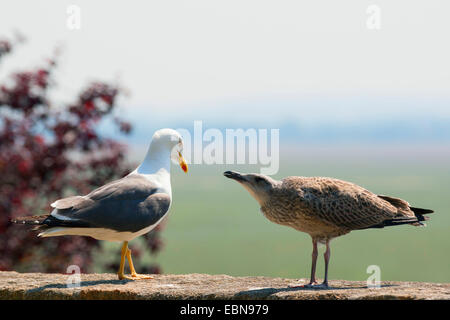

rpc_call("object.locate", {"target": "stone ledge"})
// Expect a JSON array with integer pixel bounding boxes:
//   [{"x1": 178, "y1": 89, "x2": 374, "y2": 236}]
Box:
[{"x1": 0, "y1": 271, "x2": 448, "y2": 300}]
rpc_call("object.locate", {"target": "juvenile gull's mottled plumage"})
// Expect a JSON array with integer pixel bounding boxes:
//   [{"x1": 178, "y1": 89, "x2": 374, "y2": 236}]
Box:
[
  {"x1": 224, "y1": 171, "x2": 433, "y2": 288},
  {"x1": 13, "y1": 128, "x2": 188, "y2": 280}
]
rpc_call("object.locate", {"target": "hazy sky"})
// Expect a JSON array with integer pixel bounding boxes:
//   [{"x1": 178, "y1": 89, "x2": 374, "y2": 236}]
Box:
[{"x1": 1, "y1": 0, "x2": 449, "y2": 124}]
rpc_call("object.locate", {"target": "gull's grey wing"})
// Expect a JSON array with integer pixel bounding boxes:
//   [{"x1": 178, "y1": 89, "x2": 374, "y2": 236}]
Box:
[
  {"x1": 282, "y1": 177, "x2": 415, "y2": 230},
  {"x1": 44, "y1": 174, "x2": 171, "y2": 232}
]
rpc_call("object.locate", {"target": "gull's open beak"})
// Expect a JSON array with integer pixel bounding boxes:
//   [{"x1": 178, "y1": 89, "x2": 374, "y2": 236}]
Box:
[
  {"x1": 178, "y1": 152, "x2": 188, "y2": 173},
  {"x1": 223, "y1": 171, "x2": 246, "y2": 182}
]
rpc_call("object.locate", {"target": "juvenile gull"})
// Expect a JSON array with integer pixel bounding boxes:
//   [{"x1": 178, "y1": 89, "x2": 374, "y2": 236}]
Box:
[
  {"x1": 224, "y1": 171, "x2": 433, "y2": 288},
  {"x1": 13, "y1": 129, "x2": 188, "y2": 280}
]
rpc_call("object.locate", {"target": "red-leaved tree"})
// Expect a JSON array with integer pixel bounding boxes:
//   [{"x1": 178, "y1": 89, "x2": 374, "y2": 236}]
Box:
[{"x1": 0, "y1": 36, "x2": 163, "y2": 273}]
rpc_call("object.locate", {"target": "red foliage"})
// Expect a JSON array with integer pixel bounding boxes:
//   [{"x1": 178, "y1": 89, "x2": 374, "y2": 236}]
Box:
[{"x1": 0, "y1": 37, "x2": 163, "y2": 273}]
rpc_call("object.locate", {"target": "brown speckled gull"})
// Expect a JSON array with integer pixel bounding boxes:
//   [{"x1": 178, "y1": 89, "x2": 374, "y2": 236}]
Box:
[{"x1": 224, "y1": 171, "x2": 434, "y2": 288}]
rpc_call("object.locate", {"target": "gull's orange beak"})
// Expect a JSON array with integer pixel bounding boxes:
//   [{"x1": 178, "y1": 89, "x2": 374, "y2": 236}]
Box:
[{"x1": 178, "y1": 152, "x2": 188, "y2": 173}]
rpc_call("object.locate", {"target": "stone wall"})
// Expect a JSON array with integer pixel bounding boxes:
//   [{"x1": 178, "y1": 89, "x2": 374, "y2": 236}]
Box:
[{"x1": 0, "y1": 271, "x2": 448, "y2": 300}]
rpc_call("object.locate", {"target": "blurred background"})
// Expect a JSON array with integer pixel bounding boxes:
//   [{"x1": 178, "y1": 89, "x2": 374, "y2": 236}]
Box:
[{"x1": 0, "y1": 1, "x2": 449, "y2": 282}]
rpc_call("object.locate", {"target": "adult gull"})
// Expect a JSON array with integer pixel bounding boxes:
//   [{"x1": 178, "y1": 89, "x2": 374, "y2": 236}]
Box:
[{"x1": 13, "y1": 129, "x2": 188, "y2": 280}]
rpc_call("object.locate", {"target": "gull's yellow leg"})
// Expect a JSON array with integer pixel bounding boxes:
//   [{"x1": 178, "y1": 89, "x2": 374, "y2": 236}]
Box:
[
  {"x1": 126, "y1": 247, "x2": 153, "y2": 280},
  {"x1": 117, "y1": 241, "x2": 130, "y2": 280}
]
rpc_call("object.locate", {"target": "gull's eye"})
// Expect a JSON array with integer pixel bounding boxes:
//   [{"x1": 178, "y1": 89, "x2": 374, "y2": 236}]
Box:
[{"x1": 254, "y1": 177, "x2": 265, "y2": 184}]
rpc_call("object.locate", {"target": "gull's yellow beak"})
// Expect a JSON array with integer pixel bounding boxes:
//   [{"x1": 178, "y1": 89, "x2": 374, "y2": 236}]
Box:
[{"x1": 178, "y1": 152, "x2": 188, "y2": 173}]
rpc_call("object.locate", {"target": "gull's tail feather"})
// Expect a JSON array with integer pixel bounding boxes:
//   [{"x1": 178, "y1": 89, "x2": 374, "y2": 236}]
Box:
[
  {"x1": 11, "y1": 215, "x2": 52, "y2": 232},
  {"x1": 408, "y1": 207, "x2": 433, "y2": 227},
  {"x1": 359, "y1": 216, "x2": 426, "y2": 229},
  {"x1": 370, "y1": 195, "x2": 434, "y2": 229},
  {"x1": 11, "y1": 215, "x2": 49, "y2": 225},
  {"x1": 360, "y1": 206, "x2": 433, "y2": 230},
  {"x1": 410, "y1": 207, "x2": 434, "y2": 215}
]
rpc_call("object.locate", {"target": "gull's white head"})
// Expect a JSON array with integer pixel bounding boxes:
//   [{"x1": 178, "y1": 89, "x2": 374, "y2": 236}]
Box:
[
  {"x1": 151, "y1": 128, "x2": 183, "y2": 148},
  {"x1": 144, "y1": 128, "x2": 188, "y2": 173}
]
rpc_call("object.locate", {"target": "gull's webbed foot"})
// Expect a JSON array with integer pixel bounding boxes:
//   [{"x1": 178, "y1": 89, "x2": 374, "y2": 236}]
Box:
[
  {"x1": 288, "y1": 280, "x2": 318, "y2": 288},
  {"x1": 130, "y1": 273, "x2": 154, "y2": 280},
  {"x1": 312, "y1": 282, "x2": 329, "y2": 289},
  {"x1": 289, "y1": 280, "x2": 330, "y2": 289},
  {"x1": 117, "y1": 273, "x2": 153, "y2": 280}
]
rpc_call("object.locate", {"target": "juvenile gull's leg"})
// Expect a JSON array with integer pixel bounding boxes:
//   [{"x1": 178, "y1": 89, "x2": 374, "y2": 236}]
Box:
[
  {"x1": 309, "y1": 239, "x2": 331, "y2": 289},
  {"x1": 289, "y1": 238, "x2": 319, "y2": 288},
  {"x1": 303, "y1": 238, "x2": 319, "y2": 287},
  {"x1": 322, "y1": 240, "x2": 331, "y2": 287}
]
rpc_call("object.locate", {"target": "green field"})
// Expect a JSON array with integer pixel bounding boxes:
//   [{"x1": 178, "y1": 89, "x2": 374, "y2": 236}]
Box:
[{"x1": 94, "y1": 155, "x2": 450, "y2": 283}]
